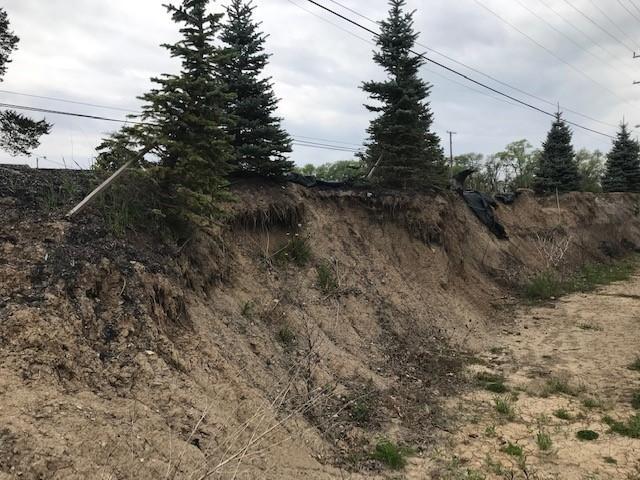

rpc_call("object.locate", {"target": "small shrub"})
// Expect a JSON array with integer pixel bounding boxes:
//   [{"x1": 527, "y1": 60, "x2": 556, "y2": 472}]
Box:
[
  {"x1": 494, "y1": 397, "x2": 515, "y2": 419},
  {"x1": 603, "y1": 414, "x2": 640, "y2": 438},
  {"x1": 630, "y1": 357, "x2": 640, "y2": 371},
  {"x1": 544, "y1": 376, "x2": 579, "y2": 396},
  {"x1": 484, "y1": 424, "x2": 496, "y2": 437},
  {"x1": 275, "y1": 236, "x2": 311, "y2": 267},
  {"x1": 632, "y1": 391, "x2": 640, "y2": 410},
  {"x1": 277, "y1": 325, "x2": 295, "y2": 346},
  {"x1": 554, "y1": 408, "x2": 572, "y2": 421},
  {"x1": 536, "y1": 431, "x2": 553, "y2": 451},
  {"x1": 576, "y1": 430, "x2": 599, "y2": 441},
  {"x1": 316, "y1": 261, "x2": 338, "y2": 294},
  {"x1": 523, "y1": 271, "x2": 564, "y2": 300},
  {"x1": 351, "y1": 400, "x2": 372, "y2": 424},
  {"x1": 582, "y1": 397, "x2": 602, "y2": 409},
  {"x1": 502, "y1": 442, "x2": 523, "y2": 457},
  {"x1": 371, "y1": 440, "x2": 409, "y2": 470}
]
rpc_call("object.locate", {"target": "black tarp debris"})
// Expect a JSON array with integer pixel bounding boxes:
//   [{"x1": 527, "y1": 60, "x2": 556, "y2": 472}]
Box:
[
  {"x1": 285, "y1": 172, "x2": 351, "y2": 189},
  {"x1": 495, "y1": 192, "x2": 518, "y2": 205},
  {"x1": 462, "y1": 191, "x2": 508, "y2": 239}
]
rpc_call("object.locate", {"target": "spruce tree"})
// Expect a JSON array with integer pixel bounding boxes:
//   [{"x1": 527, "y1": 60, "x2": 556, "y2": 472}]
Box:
[
  {"x1": 97, "y1": 0, "x2": 232, "y2": 214},
  {"x1": 0, "y1": 8, "x2": 50, "y2": 156},
  {"x1": 533, "y1": 112, "x2": 580, "y2": 193},
  {"x1": 602, "y1": 123, "x2": 640, "y2": 192},
  {"x1": 361, "y1": 0, "x2": 444, "y2": 189},
  {"x1": 219, "y1": 0, "x2": 293, "y2": 177}
]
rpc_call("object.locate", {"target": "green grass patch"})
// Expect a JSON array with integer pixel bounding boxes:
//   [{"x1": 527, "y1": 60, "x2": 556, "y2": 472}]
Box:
[
  {"x1": 274, "y1": 236, "x2": 311, "y2": 267},
  {"x1": 502, "y1": 442, "x2": 523, "y2": 457},
  {"x1": 544, "y1": 376, "x2": 580, "y2": 397},
  {"x1": 553, "y1": 408, "x2": 572, "y2": 420},
  {"x1": 603, "y1": 414, "x2": 640, "y2": 438},
  {"x1": 536, "y1": 431, "x2": 553, "y2": 451},
  {"x1": 582, "y1": 397, "x2": 603, "y2": 409},
  {"x1": 523, "y1": 257, "x2": 638, "y2": 301},
  {"x1": 576, "y1": 429, "x2": 599, "y2": 441},
  {"x1": 316, "y1": 261, "x2": 338, "y2": 294},
  {"x1": 485, "y1": 382, "x2": 509, "y2": 393},
  {"x1": 494, "y1": 396, "x2": 516, "y2": 420},
  {"x1": 371, "y1": 440, "x2": 411, "y2": 470}
]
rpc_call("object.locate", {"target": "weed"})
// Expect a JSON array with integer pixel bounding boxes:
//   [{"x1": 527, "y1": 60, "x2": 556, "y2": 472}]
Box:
[
  {"x1": 582, "y1": 397, "x2": 602, "y2": 409},
  {"x1": 274, "y1": 236, "x2": 311, "y2": 267},
  {"x1": 277, "y1": 325, "x2": 296, "y2": 346},
  {"x1": 603, "y1": 414, "x2": 640, "y2": 438},
  {"x1": 629, "y1": 357, "x2": 640, "y2": 371},
  {"x1": 576, "y1": 430, "x2": 599, "y2": 441},
  {"x1": 494, "y1": 396, "x2": 516, "y2": 420},
  {"x1": 632, "y1": 391, "x2": 640, "y2": 410},
  {"x1": 536, "y1": 431, "x2": 553, "y2": 451},
  {"x1": 350, "y1": 399, "x2": 372, "y2": 425},
  {"x1": 316, "y1": 261, "x2": 338, "y2": 294},
  {"x1": 554, "y1": 408, "x2": 572, "y2": 421},
  {"x1": 241, "y1": 301, "x2": 254, "y2": 318},
  {"x1": 371, "y1": 439, "x2": 410, "y2": 470},
  {"x1": 484, "y1": 424, "x2": 496, "y2": 437},
  {"x1": 502, "y1": 442, "x2": 523, "y2": 457},
  {"x1": 603, "y1": 456, "x2": 617, "y2": 465}
]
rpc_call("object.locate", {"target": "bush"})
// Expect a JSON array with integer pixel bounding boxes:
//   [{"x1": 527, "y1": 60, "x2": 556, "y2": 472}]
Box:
[
  {"x1": 536, "y1": 431, "x2": 553, "y2": 451},
  {"x1": 371, "y1": 440, "x2": 409, "y2": 470},
  {"x1": 553, "y1": 408, "x2": 572, "y2": 420},
  {"x1": 576, "y1": 430, "x2": 599, "y2": 441},
  {"x1": 316, "y1": 261, "x2": 338, "y2": 294}
]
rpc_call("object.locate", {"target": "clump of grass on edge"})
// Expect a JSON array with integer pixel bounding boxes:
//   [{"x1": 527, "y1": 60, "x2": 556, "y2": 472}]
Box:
[
  {"x1": 536, "y1": 431, "x2": 553, "y2": 451},
  {"x1": 371, "y1": 440, "x2": 410, "y2": 470},
  {"x1": 576, "y1": 429, "x2": 599, "y2": 441},
  {"x1": 494, "y1": 396, "x2": 516, "y2": 420},
  {"x1": 603, "y1": 414, "x2": 640, "y2": 438},
  {"x1": 316, "y1": 261, "x2": 338, "y2": 294}
]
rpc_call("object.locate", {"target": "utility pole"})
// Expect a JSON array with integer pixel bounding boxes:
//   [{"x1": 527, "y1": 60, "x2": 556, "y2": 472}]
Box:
[{"x1": 446, "y1": 131, "x2": 457, "y2": 179}]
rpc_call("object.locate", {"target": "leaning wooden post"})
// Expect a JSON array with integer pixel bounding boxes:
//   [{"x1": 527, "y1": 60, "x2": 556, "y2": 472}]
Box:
[{"x1": 65, "y1": 146, "x2": 152, "y2": 219}]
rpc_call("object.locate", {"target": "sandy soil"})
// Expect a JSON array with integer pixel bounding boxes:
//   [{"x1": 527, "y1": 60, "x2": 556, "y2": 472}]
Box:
[{"x1": 414, "y1": 276, "x2": 640, "y2": 479}]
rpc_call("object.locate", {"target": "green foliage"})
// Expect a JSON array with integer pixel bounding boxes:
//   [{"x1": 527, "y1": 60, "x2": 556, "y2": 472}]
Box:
[
  {"x1": 576, "y1": 429, "x2": 599, "y2": 441},
  {"x1": 351, "y1": 400, "x2": 372, "y2": 424},
  {"x1": 534, "y1": 112, "x2": 580, "y2": 194},
  {"x1": 361, "y1": 0, "x2": 445, "y2": 189},
  {"x1": 295, "y1": 160, "x2": 363, "y2": 181},
  {"x1": 496, "y1": 139, "x2": 537, "y2": 190},
  {"x1": 277, "y1": 325, "x2": 295, "y2": 346},
  {"x1": 502, "y1": 442, "x2": 523, "y2": 457},
  {"x1": 603, "y1": 414, "x2": 640, "y2": 438},
  {"x1": 0, "y1": 8, "x2": 50, "y2": 156},
  {"x1": 582, "y1": 397, "x2": 602, "y2": 409},
  {"x1": 536, "y1": 431, "x2": 553, "y2": 451},
  {"x1": 275, "y1": 236, "x2": 312, "y2": 267},
  {"x1": 523, "y1": 258, "x2": 638, "y2": 301},
  {"x1": 316, "y1": 261, "x2": 338, "y2": 294},
  {"x1": 476, "y1": 372, "x2": 509, "y2": 393},
  {"x1": 602, "y1": 123, "x2": 640, "y2": 192},
  {"x1": 553, "y1": 408, "x2": 572, "y2": 420},
  {"x1": 494, "y1": 396, "x2": 516, "y2": 419},
  {"x1": 576, "y1": 148, "x2": 605, "y2": 192},
  {"x1": 485, "y1": 382, "x2": 508, "y2": 393},
  {"x1": 371, "y1": 439, "x2": 409, "y2": 469},
  {"x1": 94, "y1": 128, "x2": 142, "y2": 171},
  {"x1": 219, "y1": 0, "x2": 293, "y2": 177}
]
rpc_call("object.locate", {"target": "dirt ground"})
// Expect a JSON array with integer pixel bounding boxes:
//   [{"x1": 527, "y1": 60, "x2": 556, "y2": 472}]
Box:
[{"x1": 412, "y1": 275, "x2": 640, "y2": 479}]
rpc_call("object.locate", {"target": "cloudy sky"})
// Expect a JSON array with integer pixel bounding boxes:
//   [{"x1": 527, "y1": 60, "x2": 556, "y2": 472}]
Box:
[{"x1": 1, "y1": 0, "x2": 640, "y2": 169}]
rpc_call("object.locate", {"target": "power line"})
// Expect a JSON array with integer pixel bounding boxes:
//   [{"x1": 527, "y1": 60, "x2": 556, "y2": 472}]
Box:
[
  {"x1": 293, "y1": 134, "x2": 362, "y2": 147},
  {"x1": 616, "y1": 0, "x2": 640, "y2": 28},
  {"x1": 0, "y1": 89, "x2": 141, "y2": 114},
  {"x1": 560, "y1": 0, "x2": 635, "y2": 53},
  {"x1": 303, "y1": 0, "x2": 616, "y2": 139},
  {"x1": 319, "y1": 0, "x2": 621, "y2": 129},
  {"x1": 0, "y1": 102, "x2": 143, "y2": 124},
  {"x1": 587, "y1": 0, "x2": 640, "y2": 51},
  {"x1": 473, "y1": 0, "x2": 630, "y2": 103},
  {"x1": 630, "y1": 0, "x2": 640, "y2": 17}
]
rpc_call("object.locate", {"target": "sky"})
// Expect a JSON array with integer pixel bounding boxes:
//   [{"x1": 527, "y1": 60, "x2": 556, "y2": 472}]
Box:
[{"x1": 1, "y1": 0, "x2": 640, "y2": 169}]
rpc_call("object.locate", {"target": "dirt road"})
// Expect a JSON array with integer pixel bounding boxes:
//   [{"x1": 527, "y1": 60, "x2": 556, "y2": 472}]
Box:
[{"x1": 411, "y1": 274, "x2": 640, "y2": 479}]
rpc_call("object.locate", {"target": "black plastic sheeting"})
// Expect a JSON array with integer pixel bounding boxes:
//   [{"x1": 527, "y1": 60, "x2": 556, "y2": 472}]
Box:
[
  {"x1": 285, "y1": 172, "x2": 352, "y2": 189},
  {"x1": 461, "y1": 191, "x2": 508, "y2": 240}
]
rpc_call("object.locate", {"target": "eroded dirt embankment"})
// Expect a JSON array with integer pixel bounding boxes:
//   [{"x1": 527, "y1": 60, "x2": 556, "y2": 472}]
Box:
[{"x1": 1, "y1": 170, "x2": 640, "y2": 479}]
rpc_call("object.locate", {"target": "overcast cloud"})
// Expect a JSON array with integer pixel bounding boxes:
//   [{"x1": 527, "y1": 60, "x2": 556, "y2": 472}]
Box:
[{"x1": 1, "y1": 0, "x2": 640, "y2": 169}]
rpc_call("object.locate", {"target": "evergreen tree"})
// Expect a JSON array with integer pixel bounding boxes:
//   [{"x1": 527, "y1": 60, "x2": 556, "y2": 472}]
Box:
[
  {"x1": 361, "y1": 0, "x2": 444, "y2": 189},
  {"x1": 219, "y1": 0, "x2": 292, "y2": 177},
  {"x1": 602, "y1": 123, "x2": 640, "y2": 192},
  {"x1": 0, "y1": 8, "x2": 50, "y2": 156},
  {"x1": 97, "y1": 0, "x2": 232, "y2": 215},
  {"x1": 533, "y1": 112, "x2": 580, "y2": 193}
]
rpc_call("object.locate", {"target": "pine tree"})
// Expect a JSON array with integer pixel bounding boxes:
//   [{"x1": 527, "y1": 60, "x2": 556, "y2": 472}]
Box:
[
  {"x1": 602, "y1": 123, "x2": 640, "y2": 192},
  {"x1": 0, "y1": 8, "x2": 50, "y2": 156},
  {"x1": 533, "y1": 112, "x2": 580, "y2": 193},
  {"x1": 361, "y1": 0, "x2": 444, "y2": 189},
  {"x1": 219, "y1": 0, "x2": 293, "y2": 177},
  {"x1": 99, "y1": 0, "x2": 232, "y2": 214}
]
